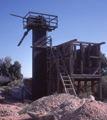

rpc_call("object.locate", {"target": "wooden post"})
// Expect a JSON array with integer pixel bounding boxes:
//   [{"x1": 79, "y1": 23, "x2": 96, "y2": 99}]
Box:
[
  {"x1": 83, "y1": 46, "x2": 85, "y2": 74},
  {"x1": 80, "y1": 43, "x2": 83, "y2": 74},
  {"x1": 88, "y1": 44, "x2": 91, "y2": 74},
  {"x1": 98, "y1": 44, "x2": 101, "y2": 74},
  {"x1": 98, "y1": 45, "x2": 102, "y2": 99},
  {"x1": 70, "y1": 43, "x2": 73, "y2": 76},
  {"x1": 84, "y1": 81, "x2": 88, "y2": 91},
  {"x1": 57, "y1": 48, "x2": 59, "y2": 93},
  {"x1": 98, "y1": 79, "x2": 102, "y2": 100},
  {"x1": 78, "y1": 81, "x2": 81, "y2": 93},
  {"x1": 74, "y1": 45, "x2": 77, "y2": 74},
  {"x1": 49, "y1": 47, "x2": 52, "y2": 95},
  {"x1": 91, "y1": 81, "x2": 95, "y2": 93}
]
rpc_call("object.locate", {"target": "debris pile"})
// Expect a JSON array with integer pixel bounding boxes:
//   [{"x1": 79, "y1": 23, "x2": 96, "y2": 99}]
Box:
[{"x1": 0, "y1": 93, "x2": 107, "y2": 120}]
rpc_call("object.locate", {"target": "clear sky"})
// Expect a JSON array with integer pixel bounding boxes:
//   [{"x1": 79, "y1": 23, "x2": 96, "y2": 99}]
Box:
[{"x1": 0, "y1": 0, "x2": 107, "y2": 77}]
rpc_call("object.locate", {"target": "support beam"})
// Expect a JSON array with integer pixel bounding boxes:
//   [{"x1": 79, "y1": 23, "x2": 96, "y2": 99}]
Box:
[
  {"x1": 49, "y1": 47, "x2": 52, "y2": 95},
  {"x1": 74, "y1": 45, "x2": 77, "y2": 74},
  {"x1": 98, "y1": 45, "x2": 101, "y2": 74},
  {"x1": 84, "y1": 81, "x2": 88, "y2": 91},
  {"x1": 98, "y1": 79, "x2": 102, "y2": 100},
  {"x1": 70, "y1": 43, "x2": 73, "y2": 76},
  {"x1": 80, "y1": 43, "x2": 83, "y2": 74},
  {"x1": 57, "y1": 48, "x2": 59, "y2": 93},
  {"x1": 78, "y1": 81, "x2": 81, "y2": 91},
  {"x1": 91, "y1": 81, "x2": 95, "y2": 93},
  {"x1": 75, "y1": 41, "x2": 105, "y2": 45},
  {"x1": 88, "y1": 44, "x2": 91, "y2": 74}
]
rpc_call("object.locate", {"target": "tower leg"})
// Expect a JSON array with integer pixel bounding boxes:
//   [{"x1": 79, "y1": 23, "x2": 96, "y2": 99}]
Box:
[
  {"x1": 98, "y1": 79, "x2": 102, "y2": 100},
  {"x1": 32, "y1": 27, "x2": 47, "y2": 100}
]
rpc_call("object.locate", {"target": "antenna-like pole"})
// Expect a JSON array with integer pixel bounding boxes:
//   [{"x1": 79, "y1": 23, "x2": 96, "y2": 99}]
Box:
[{"x1": 10, "y1": 14, "x2": 25, "y2": 19}]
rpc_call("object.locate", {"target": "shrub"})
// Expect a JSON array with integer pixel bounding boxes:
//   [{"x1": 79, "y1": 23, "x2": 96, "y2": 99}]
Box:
[
  {"x1": 94, "y1": 75, "x2": 107, "y2": 101},
  {"x1": 0, "y1": 76, "x2": 11, "y2": 85},
  {"x1": 7, "y1": 79, "x2": 23, "y2": 87}
]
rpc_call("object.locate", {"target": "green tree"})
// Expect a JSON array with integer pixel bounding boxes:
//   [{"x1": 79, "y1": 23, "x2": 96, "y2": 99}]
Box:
[
  {"x1": 0, "y1": 57, "x2": 11, "y2": 77},
  {"x1": 101, "y1": 53, "x2": 107, "y2": 75},
  {"x1": 0, "y1": 56, "x2": 23, "y2": 80},
  {"x1": 9, "y1": 61, "x2": 23, "y2": 80}
]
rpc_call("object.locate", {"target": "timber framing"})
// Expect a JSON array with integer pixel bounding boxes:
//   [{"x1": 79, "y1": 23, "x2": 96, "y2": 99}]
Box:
[{"x1": 47, "y1": 39, "x2": 105, "y2": 99}]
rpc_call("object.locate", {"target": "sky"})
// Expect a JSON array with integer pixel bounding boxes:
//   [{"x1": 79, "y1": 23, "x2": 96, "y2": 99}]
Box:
[{"x1": 0, "y1": 0, "x2": 107, "y2": 77}]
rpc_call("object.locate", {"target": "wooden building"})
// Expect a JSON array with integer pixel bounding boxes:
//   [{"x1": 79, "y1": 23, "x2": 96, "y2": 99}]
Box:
[{"x1": 47, "y1": 39, "x2": 105, "y2": 99}]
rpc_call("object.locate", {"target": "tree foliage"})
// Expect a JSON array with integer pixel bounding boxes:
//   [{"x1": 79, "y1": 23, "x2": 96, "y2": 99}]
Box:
[
  {"x1": 101, "y1": 53, "x2": 107, "y2": 75},
  {"x1": 0, "y1": 56, "x2": 23, "y2": 80}
]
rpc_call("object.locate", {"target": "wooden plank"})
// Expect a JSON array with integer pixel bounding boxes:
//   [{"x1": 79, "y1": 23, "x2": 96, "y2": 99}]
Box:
[
  {"x1": 74, "y1": 45, "x2": 77, "y2": 73},
  {"x1": 92, "y1": 67, "x2": 99, "y2": 75},
  {"x1": 73, "y1": 43, "x2": 88, "y2": 46},
  {"x1": 78, "y1": 81, "x2": 81, "y2": 92},
  {"x1": 84, "y1": 81, "x2": 87, "y2": 91},
  {"x1": 54, "y1": 39, "x2": 77, "y2": 47},
  {"x1": 69, "y1": 43, "x2": 73, "y2": 76},
  {"x1": 47, "y1": 61, "x2": 55, "y2": 72},
  {"x1": 91, "y1": 81, "x2": 95, "y2": 93},
  {"x1": 88, "y1": 44, "x2": 91, "y2": 74},
  {"x1": 57, "y1": 48, "x2": 59, "y2": 93},
  {"x1": 98, "y1": 45, "x2": 101, "y2": 74},
  {"x1": 90, "y1": 56, "x2": 101, "y2": 59},
  {"x1": 80, "y1": 43, "x2": 83, "y2": 74},
  {"x1": 99, "y1": 42, "x2": 105, "y2": 45},
  {"x1": 83, "y1": 46, "x2": 85, "y2": 74},
  {"x1": 79, "y1": 81, "x2": 98, "y2": 91},
  {"x1": 75, "y1": 41, "x2": 105, "y2": 45},
  {"x1": 98, "y1": 79, "x2": 102, "y2": 100},
  {"x1": 71, "y1": 74, "x2": 101, "y2": 76}
]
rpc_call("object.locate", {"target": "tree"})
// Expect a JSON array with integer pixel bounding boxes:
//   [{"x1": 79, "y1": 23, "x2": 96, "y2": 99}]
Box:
[
  {"x1": 0, "y1": 56, "x2": 11, "y2": 77},
  {"x1": 101, "y1": 53, "x2": 107, "y2": 75},
  {"x1": 0, "y1": 56, "x2": 23, "y2": 80},
  {"x1": 9, "y1": 61, "x2": 23, "y2": 80}
]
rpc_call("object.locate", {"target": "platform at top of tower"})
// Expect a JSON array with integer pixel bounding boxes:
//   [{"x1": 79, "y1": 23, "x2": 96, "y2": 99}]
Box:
[{"x1": 23, "y1": 11, "x2": 58, "y2": 31}]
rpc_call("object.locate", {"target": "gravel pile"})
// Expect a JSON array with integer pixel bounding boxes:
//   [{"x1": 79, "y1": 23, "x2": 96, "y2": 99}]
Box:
[
  {"x1": 1, "y1": 93, "x2": 107, "y2": 120},
  {"x1": 20, "y1": 93, "x2": 92, "y2": 120},
  {"x1": 70, "y1": 100, "x2": 107, "y2": 120}
]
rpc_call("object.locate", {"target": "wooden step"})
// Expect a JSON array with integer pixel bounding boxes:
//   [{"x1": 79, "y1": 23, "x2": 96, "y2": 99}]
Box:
[
  {"x1": 64, "y1": 80, "x2": 71, "y2": 82},
  {"x1": 65, "y1": 84, "x2": 72, "y2": 86},
  {"x1": 66, "y1": 88, "x2": 73, "y2": 90},
  {"x1": 62, "y1": 76, "x2": 69, "y2": 78}
]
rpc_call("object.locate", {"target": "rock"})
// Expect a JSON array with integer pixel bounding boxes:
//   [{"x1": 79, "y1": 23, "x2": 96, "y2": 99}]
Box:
[
  {"x1": 18, "y1": 117, "x2": 34, "y2": 120},
  {"x1": 63, "y1": 99, "x2": 72, "y2": 106},
  {"x1": 27, "y1": 112, "x2": 40, "y2": 118},
  {"x1": 27, "y1": 112, "x2": 54, "y2": 120},
  {"x1": 89, "y1": 95, "x2": 95, "y2": 101}
]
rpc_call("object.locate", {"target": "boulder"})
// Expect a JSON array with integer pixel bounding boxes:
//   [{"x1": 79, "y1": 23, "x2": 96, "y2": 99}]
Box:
[{"x1": 89, "y1": 95, "x2": 95, "y2": 102}]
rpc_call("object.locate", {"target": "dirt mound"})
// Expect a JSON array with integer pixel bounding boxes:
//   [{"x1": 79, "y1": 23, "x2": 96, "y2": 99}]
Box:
[
  {"x1": 69, "y1": 100, "x2": 107, "y2": 120},
  {"x1": 0, "y1": 103, "x2": 29, "y2": 120},
  {"x1": 20, "y1": 93, "x2": 91, "y2": 120},
  {"x1": 1, "y1": 93, "x2": 107, "y2": 120}
]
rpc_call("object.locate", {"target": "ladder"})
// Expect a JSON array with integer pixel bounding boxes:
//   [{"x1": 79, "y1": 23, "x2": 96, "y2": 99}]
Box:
[{"x1": 51, "y1": 48, "x2": 77, "y2": 96}]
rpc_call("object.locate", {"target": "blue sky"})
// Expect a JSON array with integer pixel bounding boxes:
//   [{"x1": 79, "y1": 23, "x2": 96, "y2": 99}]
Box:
[{"x1": 0, "y1": 0, "x2": 107, "y2": 77}]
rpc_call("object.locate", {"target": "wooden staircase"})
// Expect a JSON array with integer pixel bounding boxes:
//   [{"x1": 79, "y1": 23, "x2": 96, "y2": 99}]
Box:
[{"x1": 50, "y1": 47, "x2": 77, "y2": 96}]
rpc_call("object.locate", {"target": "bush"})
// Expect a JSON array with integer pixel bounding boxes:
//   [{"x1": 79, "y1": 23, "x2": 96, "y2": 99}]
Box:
[
  {"x1": 0, "y1": 76, "x2": 11, "y2": 85},
  {"x1": 7, "y1": 79, "x2": 23, "y2": 87},
  {"x1": 94, "y1": 75, "x2": 107, "y2": 101}
]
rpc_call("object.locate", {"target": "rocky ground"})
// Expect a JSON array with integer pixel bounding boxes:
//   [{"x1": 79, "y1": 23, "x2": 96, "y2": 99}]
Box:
[{"x1": 0, "y1": 90, "x2": 107, "y2": 120}]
